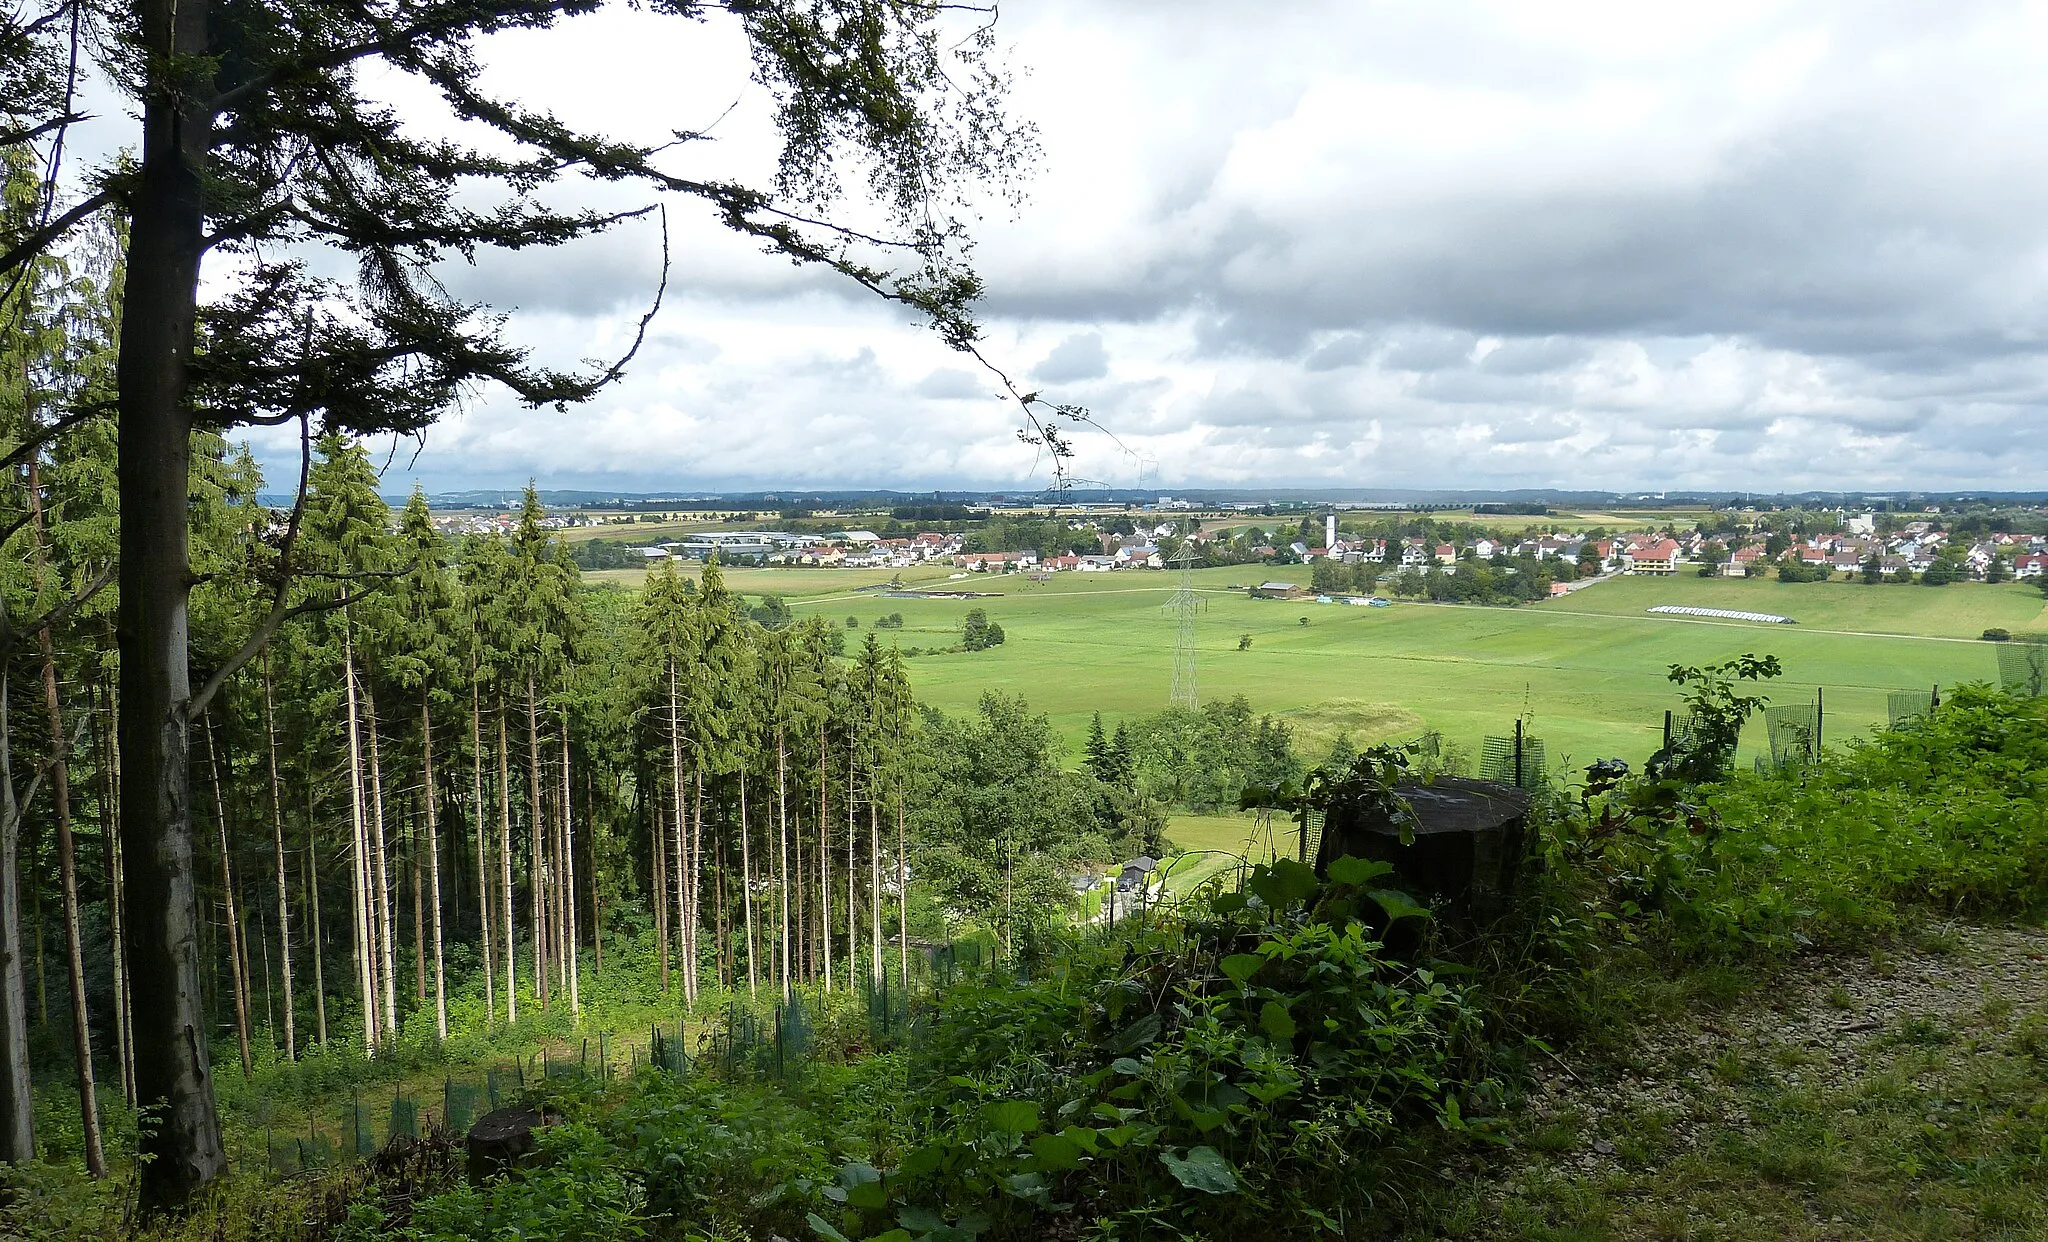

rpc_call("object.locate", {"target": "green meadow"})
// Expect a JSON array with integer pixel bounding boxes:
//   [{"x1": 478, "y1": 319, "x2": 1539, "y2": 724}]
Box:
[{"x1": 587, "y1": 561, "x2": 2047, "y2": 774}]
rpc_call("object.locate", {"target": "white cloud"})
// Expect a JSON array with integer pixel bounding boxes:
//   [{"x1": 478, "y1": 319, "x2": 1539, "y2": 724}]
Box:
[{"x1": 220, "y1": 0, "x2": 2048, "y2": 494}]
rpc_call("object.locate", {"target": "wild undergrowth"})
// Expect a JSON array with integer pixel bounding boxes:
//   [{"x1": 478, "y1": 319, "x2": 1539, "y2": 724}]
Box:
[{"x1": 13, "y1": 681, "x2": 2048, "y2": 1241}]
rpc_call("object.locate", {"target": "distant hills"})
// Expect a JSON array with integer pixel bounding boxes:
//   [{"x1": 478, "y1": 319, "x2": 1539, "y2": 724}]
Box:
[{"x1": 254, "y1": 486, "x2": 2048, "y2": 510}]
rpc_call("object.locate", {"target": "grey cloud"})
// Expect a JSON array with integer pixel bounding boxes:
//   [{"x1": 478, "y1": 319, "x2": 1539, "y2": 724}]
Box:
[
  {"x1": 274, "y1": 1, "x2": 2048, "y2": 494},
  {"x1": 1033, "y1": 331, "x2": 1110, "y2": 382},
  {"x1": 916, "y1": 367, "x2": 989, "y2": 399}
]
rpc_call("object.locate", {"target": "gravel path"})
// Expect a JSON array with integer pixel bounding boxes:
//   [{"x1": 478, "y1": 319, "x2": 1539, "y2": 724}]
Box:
[{"x1": 1465, "y1": 922, "x2": 2048, "y2": 1239}]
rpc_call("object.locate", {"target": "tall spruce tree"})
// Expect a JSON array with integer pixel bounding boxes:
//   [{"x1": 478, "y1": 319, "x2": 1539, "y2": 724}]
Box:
[{"x1": 390, "y1": 488, "x2": 457, "y2": 1039}]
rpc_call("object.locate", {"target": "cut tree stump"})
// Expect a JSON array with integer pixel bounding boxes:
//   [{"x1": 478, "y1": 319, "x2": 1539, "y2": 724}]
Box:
[{"x1": 465, "y1": 1105, "x2": 551, "y2": 1182}]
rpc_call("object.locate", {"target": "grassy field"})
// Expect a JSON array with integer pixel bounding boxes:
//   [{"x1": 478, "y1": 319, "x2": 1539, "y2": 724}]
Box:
[{"x1": 582, "y1": 561, "x2": 2047, "y2": 771}]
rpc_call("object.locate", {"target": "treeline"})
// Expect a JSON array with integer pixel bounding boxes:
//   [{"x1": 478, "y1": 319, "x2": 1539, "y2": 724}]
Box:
[{"x1": 565, "y1": 539, "x2": 643, "y2": 570}]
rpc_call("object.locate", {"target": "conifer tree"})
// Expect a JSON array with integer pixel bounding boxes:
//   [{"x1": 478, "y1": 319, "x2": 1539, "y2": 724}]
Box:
[
  {"x1": 1085, "y1": 712, "x2": 1112, "y2": 781},
  {"x1": 391, "y1": 488, "x2": 457, "y2": 1038}
]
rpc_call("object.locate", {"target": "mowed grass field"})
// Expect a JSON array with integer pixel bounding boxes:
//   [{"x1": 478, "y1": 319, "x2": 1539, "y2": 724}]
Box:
[{"x1": 583, "y1": 562, "x2": 2048, "y2": 772}]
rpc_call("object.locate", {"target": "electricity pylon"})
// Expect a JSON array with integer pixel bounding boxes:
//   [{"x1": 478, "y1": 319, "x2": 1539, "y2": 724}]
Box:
[{"x1": 1169, "y1": 542, "x2": 1199, "y2": 707}]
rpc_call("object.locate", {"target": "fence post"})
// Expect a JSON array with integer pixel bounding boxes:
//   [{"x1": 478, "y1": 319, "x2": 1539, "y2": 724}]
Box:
[
  {"x1": 1663, "y1": 710, "x2": 1673, "y2": 752},
  {"x1": 1932, "y1": 683, "x2": 1940, "y2": 710},
  {"x1": 1514, "y1": 718, "x2": 1525, "y2": 789},
  {"x1": 1815, "y1": 687, "x2": 1825, "y2": 755}
]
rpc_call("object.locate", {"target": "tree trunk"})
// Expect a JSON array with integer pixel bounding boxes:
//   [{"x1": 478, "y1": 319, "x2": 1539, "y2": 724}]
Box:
[
  {"x1": 688, "y1": 770, "x2": 703, "y2": 1007},
  {"x1": 664, "y1": 665, "x2": 682, "y2": 999},
  {"x1": 898, "y1": 794, "x2": 910, "y2": 994},
  {"x1": 869, "y1": 798, "x2": 883, "y2": 990},
  {"x1": 777, "y1": 730, "x2": 791, "y2": 1003},
  {"x1": 115, "y1": 0, "x2": 230, "y2": 1198},
  {"x1": 410, "y1": 815, "x2": 424, "y2": 1003},
  {"x1": 96, "y1": 678, "x2": 135, "y2": 1103},
  {"x1": 362, "y1": 683, "x2": 397, "y2": 1035},
  {"x1": 423, "y1": 693, "x2": 447, "y2": 1040},
  {"x1": 262, "y1": 666, "x2": 294, "y2": 1061},
  {"x1": 560, "y1": 722, "x2": 579, "y2": 1017},
  {"x1": 26, "y1": 466, "x2": 106, "y2": 1174},
  {"x1": 587, "y1": 767, "x2": 602, "y2": 978},
  {"x1": 0, "y1": 666, "x2": 37, "y2": 1164},
  {"x1": 497, "y1": 707, "x2": 516, "y2": 1023},
  {"x1": 470, "y1": 678, "x2": 494, "y2": 1024},
  {"x1": 203, "y1": 717, "x2": 252, "y2": 1078},
  {"x1": 795, "y1": 806, "x2": 807, "y2": 984},
  {"x1": 715, "y1": 827, "x2": 729, "y2": 989},
  {"x1": 259, "y1": 911, "x2": 274, "y2": 1048},
  {"x1": 819, "y1": 730, "x2": 831, "y2": 992},
  {"x1": 651, "y1": 768, "x2": 667, "y2": 994},
  {"x1": 343, "y1": 620, "x2": 378, "y2": 1049},
  {"x1": 846, "y1": 746, "x2": 857, "y2": 993},
  {"x1": 652, "y1": 772, "x2": 667, "y2": 994},
  {"x1": 524, "y1": 679, "x2": 546, "y2": 1009},
  {"x1": 305, "y1": 826, "x2": 327, "y2": 1046},
  {"x1": 740, "y1": 770, "x2": 756, "y2": 996}
]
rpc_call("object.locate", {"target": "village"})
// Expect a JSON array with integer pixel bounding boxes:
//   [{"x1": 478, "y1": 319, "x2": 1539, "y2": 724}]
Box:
[{"x1": 477, "y1": 504, "x2": 2048, "y2": 589}]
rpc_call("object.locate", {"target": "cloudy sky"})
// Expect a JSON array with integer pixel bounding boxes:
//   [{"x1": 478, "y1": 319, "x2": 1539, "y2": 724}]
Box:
[{"x1": 223, "y1": 1, "x2": 2048, "y2": 494}]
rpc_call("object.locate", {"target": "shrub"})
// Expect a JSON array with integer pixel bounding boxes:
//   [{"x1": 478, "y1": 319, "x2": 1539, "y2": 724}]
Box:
[
  {"x1": 1570, "y1": 685, "x2": 2048, "y2": 961},
  {"x1": 1984, "y1": 628, "x2": 2012, "y2": 642},
  {"x1": 962, "y1": 608, "x2": 1005, "y2": 650}
]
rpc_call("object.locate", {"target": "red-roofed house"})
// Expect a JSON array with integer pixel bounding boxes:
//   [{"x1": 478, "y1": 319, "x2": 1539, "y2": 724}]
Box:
[{"x1": 1621, "y1": 538, "x2": 1681, "y2": 575}]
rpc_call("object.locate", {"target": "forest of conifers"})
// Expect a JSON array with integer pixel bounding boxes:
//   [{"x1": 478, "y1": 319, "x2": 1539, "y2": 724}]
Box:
[{"x1": 1, "y1": 409, "x2": 1184, "y2": 1161}]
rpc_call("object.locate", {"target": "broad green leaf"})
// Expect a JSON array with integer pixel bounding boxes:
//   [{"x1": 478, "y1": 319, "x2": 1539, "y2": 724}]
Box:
[
  {"x1": 1107, "y1": 1013, "x2": 1162, "y2": 1053},
  {"x1": 846, "y1": 1178, "x2": 891, "y2": 1211},
  {"x1": 1259, "y1": 1000, "x2": 1297, "y2": 1042},
  {"x1": 899, "y1": 1143, "x2": 947, "y2": 1177},
  {"x1": 1220, "y1": 954, "x2": 1265, "y2": 987},
  {"x1": 1110, "y1": 1056, "x2": 1147, "y2": 1075},
  {"x1": 1369, "y1": 888, "x2": 1432, "y2": 923},
  {"x1": 1246, "y1": 857, "x2": 1319, "y2": 910},
  {"x1": 806, "y1": 1213, "x2": 854, "y2": 1242},
  {"x1": 1327, "y1": 855, "x2": 1394, "y2": 886},
  {"x1": 1159, "y1": 1145, "x2": 1239, "y2": 1194},
  {"x1": 982, "y1": 1100, "x2": 1040, "y2": 1134},
  {"x1": 1029, "y1": 1131, "x2": 1085, "y2": 1170}
]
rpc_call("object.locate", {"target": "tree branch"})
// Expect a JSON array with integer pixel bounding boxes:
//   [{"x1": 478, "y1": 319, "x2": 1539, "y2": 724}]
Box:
[
  {"x1": 0, "y1": 401, "x2": 111, "y2": 473},
  {"x1": 199, "y1": 0, "x2": 594, "y2": 120},
  {"x1": 0, "y1": 559, "x2": 114, "y2": 660},
  {"x1": 0, "y1": 187, "x2": 108, "y2": 277}
]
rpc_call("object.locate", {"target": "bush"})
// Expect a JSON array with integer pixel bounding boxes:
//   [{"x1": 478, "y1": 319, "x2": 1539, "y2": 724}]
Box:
[
  {"x1": 1570, "y1": 685, "x2": 2048, "y2": 961},
  {"x1": 1984, "y1": 628, "x2": 2013, "y2": 642},
  {"x1": 962, "y1": 608, "x2": 1005, "y2": 650},
  {"x1": 867, "y1": 860, "x2": 1496, "y2": 1237}
]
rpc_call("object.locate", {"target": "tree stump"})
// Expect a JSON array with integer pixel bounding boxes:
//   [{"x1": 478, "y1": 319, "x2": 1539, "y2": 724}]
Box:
[
  {"x1": 465, "y1": 1105, "x2": 549, "y2": 1183},
  {"x1": 1314, "y1": 775, "x2": 1531, "y2": 920}
]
